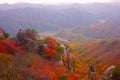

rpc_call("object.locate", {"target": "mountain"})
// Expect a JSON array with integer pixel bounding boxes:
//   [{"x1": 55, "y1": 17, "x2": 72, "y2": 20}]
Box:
[
  {"x1": 0, "y1": 3, "x2": 120, "y2": 79},
  {"x1": 71, "y1": 19, "x2": 120, "y2": 39},
  {"x1": 0, "y1": 3, "x2": 120, "y2": 37},
  {"x1": 72, "y1": 39, "x2": 120, "y2": 79},
  {"x1": 0, "y1": 27, "x2": 120, "y2": 80},
  {"x1": 78, "y1": 39, "x2": 120, "y2": 65}
]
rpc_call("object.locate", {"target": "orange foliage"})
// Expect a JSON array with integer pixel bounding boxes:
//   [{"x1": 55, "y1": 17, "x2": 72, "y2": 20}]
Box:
[
  {"x1": 36, "y1": 69, "x2": 59, "y2": 80},
  {"x1": 0, "y1": 54, "x2": 13, "y2": 79},
  {"x1": 67, "y1": 77, "x2": 74, "y2": 80},
  {"x1": 71, "y1": 73, "x2": 80, "y2": 80},
  {"x1": 31, "y1": 60, "x2": 39, "y2": 69},
  {"x1": 66, "y1": 74, "x2": 80, "y2": 80},
  {"x1": 45, "y1": 48, "x2": 57, "y2": 57},
  {"x1": 48, "y1": 39, "x2": 57, "y2": 49}
]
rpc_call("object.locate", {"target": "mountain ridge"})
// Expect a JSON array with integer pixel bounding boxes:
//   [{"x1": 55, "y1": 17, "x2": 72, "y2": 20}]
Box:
[{"x1": 0, "y1": 3, "x2": 120, "y2": 38}]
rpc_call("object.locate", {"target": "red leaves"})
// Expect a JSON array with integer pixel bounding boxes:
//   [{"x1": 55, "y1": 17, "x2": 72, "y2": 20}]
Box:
[
  {"x1": 45, "y1": 48, "x2": 57, "y2": 57},
  {"x1": 48, "y1": 39, "x2": 57, "y2": 49},
  {"x1": 0, "y1": 45, "x2": 8, "y2": 54},
  {"x1": 44, "y1": 39, "x2": 58, "y2": 57},
  {"x1": 0, "y1": 40, "x2": 9, "y2": 46},
  {"x1": 36, "y1": 69, "x2": 59, "y2": 80},
  {"x1": 0, "y1": 40, "x2": 25, "y2": 55},
  {"x1": 71, "y1": 73, "x2": 80, "y2": 80},
  {"x1": 29, "y1": 33, "x2": 34, "y2": 37},
  {"x1": 0, "y1": 40, "x2": 14, "y2": 54}
]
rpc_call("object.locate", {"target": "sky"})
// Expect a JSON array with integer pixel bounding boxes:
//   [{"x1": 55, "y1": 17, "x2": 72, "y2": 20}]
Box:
[{"x1": 0, "y1": 0, "x2": 118, "y2": 4}]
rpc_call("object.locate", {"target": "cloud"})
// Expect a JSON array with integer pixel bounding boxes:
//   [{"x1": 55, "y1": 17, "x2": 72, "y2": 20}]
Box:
[
  {"x1": 111, "y1": 0, "x2": 120, "y2": 2},
  {"x1": 0, "y1": 0, "x2": 111, "y2": 4}
]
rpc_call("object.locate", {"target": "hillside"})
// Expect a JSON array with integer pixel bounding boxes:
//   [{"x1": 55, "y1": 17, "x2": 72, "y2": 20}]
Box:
[
  {"x1": 0, "y1": 29, "x2": 81, "y2": 80},
  {"x1": 0, "y1": 3, "x2": 120, "y2": 37},
  {"x1": 71, "y1": 20, "x2": 120, "y2": 39},
  {"x1": 70, "y1": 39, "x2": 120, "y2": 79},
  {"x1": 78, "y1": 39, "x2": 120, "y2": 65},
  {"x1": 0, "y1": 28, "x2": 120, "y2": 80}
]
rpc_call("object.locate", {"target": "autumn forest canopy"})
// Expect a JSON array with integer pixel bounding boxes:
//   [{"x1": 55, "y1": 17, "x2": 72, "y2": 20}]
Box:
[{"x1": 0, "y1": 2, "x2": 120, "y2": 80}]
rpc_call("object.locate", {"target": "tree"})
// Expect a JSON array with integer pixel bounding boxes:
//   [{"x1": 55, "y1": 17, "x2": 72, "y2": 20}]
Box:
[
  {"x1": 45, "y1": 48, "x2": 57, "y2": 57},
  {"x1": 48, "y1": 39, "x2": 57, "y2": 49},
  {"x1": 0, "y1": 53, "x2": 13, "y2": 80},
  {"x1": 4, "y1": 33, "x2": 10, "y2": 39}
]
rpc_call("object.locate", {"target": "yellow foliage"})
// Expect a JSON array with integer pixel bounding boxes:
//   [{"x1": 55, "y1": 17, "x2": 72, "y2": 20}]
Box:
[{"x1": 0, "y1": 53, "x2": 13, "y2": 80}]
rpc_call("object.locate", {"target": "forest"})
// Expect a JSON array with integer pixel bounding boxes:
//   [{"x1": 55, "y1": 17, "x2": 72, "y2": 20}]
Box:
[{"x1": 0, "y1": 28, "x2": 120, "y2": 80}]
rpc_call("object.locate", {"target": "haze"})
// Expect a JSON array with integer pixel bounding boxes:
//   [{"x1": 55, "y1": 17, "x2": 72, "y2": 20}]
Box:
[{"x1": 0, "y1": 0, "x2": 114, "y2": 4}]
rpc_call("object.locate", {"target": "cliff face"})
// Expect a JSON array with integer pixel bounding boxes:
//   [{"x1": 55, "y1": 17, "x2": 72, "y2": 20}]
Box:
[
  {"x1": 0, "y1": 30, "x2": 5, "y2": 39},
  {"x1": 0, "y1": 28, "x2": 7, "y2": 40}
]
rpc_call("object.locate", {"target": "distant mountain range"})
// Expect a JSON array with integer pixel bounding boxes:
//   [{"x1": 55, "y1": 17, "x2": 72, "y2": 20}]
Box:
[
  {"x1": 0, "y1": 3, "x2": 120, "y2": 38},
  {"x1": 71, "y1": 19, "x2": 120, "y2": 39}
]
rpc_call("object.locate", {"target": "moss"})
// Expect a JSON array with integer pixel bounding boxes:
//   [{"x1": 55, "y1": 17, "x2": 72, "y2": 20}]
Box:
[
  {"x1": 58, "y1": 75, "x2": 68, "y2": 80},
  {"x1": 56, "y1": 46, "x2": 64, "y2": 53},
  {"x1": 112, "y1": 66, "x2": 120, "y2": 80},
  {"x1": 113, "y1": 66, "x2": 120, "y2": 76}
]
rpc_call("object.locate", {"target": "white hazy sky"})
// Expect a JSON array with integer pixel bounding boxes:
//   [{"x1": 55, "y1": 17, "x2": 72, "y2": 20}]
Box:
[{"x1": 0, "y1": 0, "x2": 117, "y2": 4}]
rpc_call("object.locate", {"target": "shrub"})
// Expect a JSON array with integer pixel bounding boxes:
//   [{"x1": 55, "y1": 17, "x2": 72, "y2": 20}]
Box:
[{"x1": 112, "y1": 66, "x2": 120, "y2": 80}]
